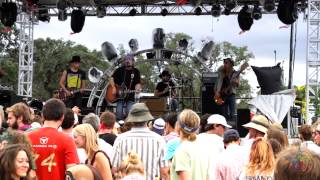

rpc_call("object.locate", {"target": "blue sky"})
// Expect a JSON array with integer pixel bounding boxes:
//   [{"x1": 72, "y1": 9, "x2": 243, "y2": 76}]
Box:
[{"x1": 34, "y1": 13, "x2": 307, "y2": 93}]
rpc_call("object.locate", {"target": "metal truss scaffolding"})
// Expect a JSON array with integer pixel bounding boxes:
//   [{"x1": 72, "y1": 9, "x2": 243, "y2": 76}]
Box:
[
  {"x1": 17, "y1": 12, "x2": 34, "y2": 98},
  {"x1": 306, "y1": 0, "x2": 320, "y2": 124}
]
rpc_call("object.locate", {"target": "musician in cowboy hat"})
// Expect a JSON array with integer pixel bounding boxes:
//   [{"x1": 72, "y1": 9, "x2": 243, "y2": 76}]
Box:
[{"x1": 154, "y1": 69, "x2": 178, "y2": 112}]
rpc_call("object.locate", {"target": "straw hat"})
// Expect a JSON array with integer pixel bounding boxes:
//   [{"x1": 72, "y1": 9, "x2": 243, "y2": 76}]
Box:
[{"x1": 242, "y1": 115, "x2": 270, "y2": 134}]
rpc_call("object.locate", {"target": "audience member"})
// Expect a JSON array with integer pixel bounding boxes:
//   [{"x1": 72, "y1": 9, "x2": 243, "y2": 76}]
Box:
[
  {"x1": 299, "y1": 124, "x2": 320, "y2": 155},
  {"x1": 163, "y1": 112, "x2": 179, "y2": 142},
  {"x1": 73, "y1": 124, "x2": 112, "y2": 180},
  {"x1": 170, "y1": 109, "x2": 211, "y2": 180},
  {"x1": 112, "y1": 103, "x2": 169, "y2": 180},
  {"x1": 152, "y1": 118, "x2": 165, "y2": 136},
  {"x1": 0, "y1": 144, "x2": 32, "y2": 180},
  {"x1": 238, "y1": 138, "x2": 275, "y2": 180},
  {"x1": 267, "y1": 127, "x2": 289, "y2": 148},
  {"x1": 117, "y1": 151, "x2": 145, "y2": 180},
  {"x1": 274, "y1": 147, "x2": 320, "y2": 180},
  {"x1": 6, "y1": 103, "x2": 31, "y2": 131},
  {"x1": 28, "y1": 98, "x2": 79, "y2": 179},
  {"x1": 214, "y1": 129, "x2": 247, "y2": 180},
  {"x1": 268, "y1": 138, "x2": 282, "y2": 158},
  {"x1": 60, "y1": 108, "x2": 75, "y2": 138},
  {"x1": 0, "y1": 105, "x2": 5, "y2": 134},
  {"x1": 199, "y1": 113, "x2": 211, "y2": 134},
  {"x1": 313, "y1": 124, "x2": 320, "y2": 146},
  {"x1": 99, "y1": 111, "x2": 117, "y2": 146},
  {"x1": 66, "y1": 164, "x2": 103, "y2": 180},
  {"x1": 82, "y1": 113, "x2": 114, "y2": 160}
]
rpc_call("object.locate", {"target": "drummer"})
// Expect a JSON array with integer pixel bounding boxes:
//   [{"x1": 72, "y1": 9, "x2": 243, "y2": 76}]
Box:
[{"x1": 154, "y1": 70, "x2": 178, "y2": 111}]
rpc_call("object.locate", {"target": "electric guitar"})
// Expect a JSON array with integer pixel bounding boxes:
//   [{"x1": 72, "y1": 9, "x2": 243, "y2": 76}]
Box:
[
  {"x1": 214, "y1": 62, "x2": 249, "y2": 105},
  {"x1": 58, "y1": 88, "x2": 81, "y2": 102}
]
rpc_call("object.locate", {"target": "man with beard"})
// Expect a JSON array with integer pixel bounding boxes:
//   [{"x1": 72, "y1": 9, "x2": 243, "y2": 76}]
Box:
[{"x1": 6, "y1": 102, "x2": 31, "y2": 131}]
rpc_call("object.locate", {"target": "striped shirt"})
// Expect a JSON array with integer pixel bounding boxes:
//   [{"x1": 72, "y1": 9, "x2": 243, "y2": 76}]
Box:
[{"x1": 112, "y1": 127, "x2": 169, "y2": 180}]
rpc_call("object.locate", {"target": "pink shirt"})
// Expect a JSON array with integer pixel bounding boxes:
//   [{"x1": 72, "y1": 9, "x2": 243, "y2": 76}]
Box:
[
  {"x1": 214, "y1": 143, "x2": 248, "y2": 180},
  {"x1": 164, "y1": 132, "x2": 179, "y2": 143}
]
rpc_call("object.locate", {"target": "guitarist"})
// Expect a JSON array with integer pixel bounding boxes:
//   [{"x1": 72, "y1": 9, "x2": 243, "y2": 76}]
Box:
[
  {"x1": 59, "y1": 55, "x2": 86, "y2": 108},
  {"x1": 110, "y1": 54, "x2": 141, "y2": 121},
  {"x1": 215, "y1": 58, "x2": 240, "y2": 124}
]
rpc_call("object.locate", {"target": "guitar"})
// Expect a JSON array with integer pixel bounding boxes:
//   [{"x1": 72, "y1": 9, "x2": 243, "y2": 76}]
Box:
[
  {"x1": 58, "y1": 88, "x2": 81, "y2": 102},
  {"x1": 214, "y1": 62, "x2": 249, "y2": 105},
  {"x1": 105, "y1": 84, "x2": 138, "y2": 103}
]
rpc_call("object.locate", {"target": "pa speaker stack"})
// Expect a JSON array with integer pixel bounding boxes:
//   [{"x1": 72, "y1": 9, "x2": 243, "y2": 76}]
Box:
[{"x1": 201, "y1": 72, "x2": 222, "y2": 115}]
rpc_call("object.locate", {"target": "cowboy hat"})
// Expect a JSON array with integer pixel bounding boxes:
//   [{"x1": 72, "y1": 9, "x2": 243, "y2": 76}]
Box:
[{"x1": 69, "y1": 55, "x2": 81, "y2": 63}]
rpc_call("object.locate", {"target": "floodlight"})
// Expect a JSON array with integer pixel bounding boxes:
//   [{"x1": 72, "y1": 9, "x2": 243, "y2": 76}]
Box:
[
  {"x1": 252, "y1": 5, "x2": 262, "y2": 20},
  {"x1": 211, "y1": 4, "x2": 221, "y2": 17},
  {"x1": 198, "y1": 41, "x2": 214, "y2": 61},
  {"x1": 101, "y1": 41, "x2": 118, "y2": 61},
  {"x1": 96, "y1": 6, "x2": 106, "y2": 18},
  {"x1": 153, "y1": 28, "x2": 165, "y2": 49},
  {"x1": 264, "y1": 0, "x2": 275, "y2": 12},
  {"x1": 58, "y1": 9, "x2": 67, "y2": 21},
  {"x1": 238, "y1": 5, "x2": 253, "y2": 31},
  {"x1": 194, "y1": 7, "x2": 202, "y2": 15},
  {"x1": 38, "y1": 8, "x2": 50, "y2": 22},
  {"x1": 146, "y1": 52, "x2": 155, "y2": 59},
  {"x1": 162, "y1": 50, "x2": 173, "y2": 59},
  {"x1": 225, "y1": 0, "x2": 237, "y2": 10},
  {"x1": 129, "y1": 39, "x2": 139, "y2": 52},
  {"x1": 161, "y1": 8, "x2": 168, "y2": 16},
  {"x1": 178, "y1": 39, "x2": 188, "y2": 50},
  {"x1": 129, "y1": 8, "x2": 137, "y2": 16}
]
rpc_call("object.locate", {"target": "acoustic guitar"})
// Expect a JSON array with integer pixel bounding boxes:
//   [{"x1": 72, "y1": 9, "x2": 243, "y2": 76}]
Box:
[
  {"x1": 214, "y1": 62, "x2": 249, "y2": 105},
  {"x1": 105, "y1": 84, "x2": 138, "y2": 103}
]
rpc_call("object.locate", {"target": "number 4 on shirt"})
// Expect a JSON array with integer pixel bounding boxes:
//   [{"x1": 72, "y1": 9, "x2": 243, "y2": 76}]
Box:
[{"x1": 34, "y1": 153, "x2": 57, "y2": 172}]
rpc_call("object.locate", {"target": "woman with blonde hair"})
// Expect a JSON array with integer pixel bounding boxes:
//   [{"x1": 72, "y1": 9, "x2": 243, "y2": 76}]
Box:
[
  {"x1": 73, "y1": 124, "x2": 112, "y2": 180},
  {"x1": 238, "y1": 137, "x2": 275, "y2": 180},
  {"x1": 116, "y1": 151, "x2": 145, "y2": 180},
  {"x1": 170, "y1": 109, "x2": 211, "y2": 180}
]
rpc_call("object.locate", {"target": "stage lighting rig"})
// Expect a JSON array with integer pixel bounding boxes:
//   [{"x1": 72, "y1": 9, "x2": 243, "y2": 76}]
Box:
[
  {"x1": 211, "y1": 4, "x2": 222, "y2": 17},
  {"x1": 252, "y1": 5, "x2": 262, "y2": 20},
  {"x1": 161, "y1": 8, "x2": 168, "y2": 16},
  {"x1": 178, "y1": 39, "x2": 188, "y2": 50},
  {"x1": 264, "y1": 0, "x2": 275, "y2": 12}
]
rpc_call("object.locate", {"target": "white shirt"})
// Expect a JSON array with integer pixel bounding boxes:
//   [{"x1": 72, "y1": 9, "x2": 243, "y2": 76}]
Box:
[
  {"x1": 301, "y1": 141, "x2": 320, "y2": 156},
  {"x1": 197, "y1": 133, "x2": 224, "y2": 179}
]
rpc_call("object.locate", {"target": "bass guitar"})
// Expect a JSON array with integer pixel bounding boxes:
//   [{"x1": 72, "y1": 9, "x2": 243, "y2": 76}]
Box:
[{"x1": 214, "y1": 62, "x2": 249, "y2": 105}]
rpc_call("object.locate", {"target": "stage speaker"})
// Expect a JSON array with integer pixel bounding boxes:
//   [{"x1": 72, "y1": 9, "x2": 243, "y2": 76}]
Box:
[
  {"x1": 237, "y1": 108, "x2": 250, "y2": 137},
  {"x1": 201, "y1": 84, "x2": 222, "y2": 115}
]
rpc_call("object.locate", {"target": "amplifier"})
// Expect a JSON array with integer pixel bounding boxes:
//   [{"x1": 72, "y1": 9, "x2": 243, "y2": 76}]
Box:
[{"x1": 202, "y1": 72, "x2": 218, "y2": 84}]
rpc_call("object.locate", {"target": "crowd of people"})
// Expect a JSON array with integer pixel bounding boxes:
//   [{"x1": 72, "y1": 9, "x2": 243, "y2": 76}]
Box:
[{"x1": 0, "y1": 98, "x2": 320, "y2": 180}]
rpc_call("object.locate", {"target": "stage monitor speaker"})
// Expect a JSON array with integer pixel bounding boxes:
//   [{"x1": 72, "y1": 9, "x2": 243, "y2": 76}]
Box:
[
  {"x1": 237, "y1": 109, "x2": 250, "y2": 137},
  {"x1": 201, "y1": 84, "x2": 222, "y2": 115}
]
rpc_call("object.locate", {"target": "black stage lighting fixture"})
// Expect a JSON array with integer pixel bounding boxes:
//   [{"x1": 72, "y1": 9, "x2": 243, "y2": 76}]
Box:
[
  {"x1": 238, "y1": 5, "x2": 253, "y2": 31},
  {"x1": 146, "y1": 52, "x2": 155, "y2": 59},
  {"x1": 96, "y1": 6, "x2": 106, "y2": 18},
  {"x1": 129, "y1": 8, "x2": 137, "y2": 16},
  {"x1": 277, "y1": 0, "x2": 298, "y2": 25},
  {"x1": 178, "y1": 39, "x2": 188, "y2": 50},
  {"x1": 194, "y1": 7, "x2": 202, "y2": 15},
  {"x1": 225, "y1": 0, "x2": 237, "y2": 10},
  {"x1": 211, "y1": 4, "x2": 221, "y2": 17},
  {"x1": 162, "y1": 50, "x2": 173, "y2": 59},
  {"x1": 224, "y1": 8, "x2": 231, "y2": 15},
  {"x1": 58, "y1": 9, "x2": 67, "y2": 21},
  {"x1": 264, "y1": 0, "x2": 275, "y2": 12},
  {"x1": 161, "y1": 8, "x2": 168, "y2": 16},
  {"x1": 252, "y1": 5, "x2": 262, "y2": 20}
]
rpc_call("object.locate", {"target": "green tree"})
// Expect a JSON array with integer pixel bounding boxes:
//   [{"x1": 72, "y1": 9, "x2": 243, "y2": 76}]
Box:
[{"x1": 32, "y1": 38, "x2": 107, "y2": 100}]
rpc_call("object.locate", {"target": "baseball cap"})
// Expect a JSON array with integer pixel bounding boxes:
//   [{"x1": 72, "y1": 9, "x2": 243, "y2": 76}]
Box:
[
  {"x1": 223, "y1": 129, "x2": 240, "y2": 142},
  {"x1": 207, "y1": 114, "x2": 232, "y2": 128}
]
